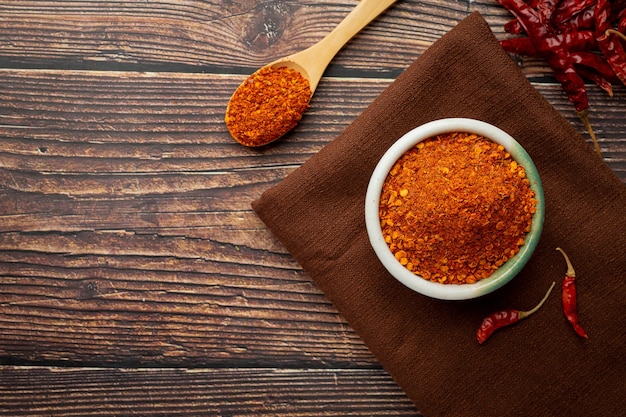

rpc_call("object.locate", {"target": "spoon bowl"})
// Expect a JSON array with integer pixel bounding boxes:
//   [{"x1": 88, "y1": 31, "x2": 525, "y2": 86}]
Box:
[{"x1": 225, "y1": 0, "x2": 398, "y2": 147}]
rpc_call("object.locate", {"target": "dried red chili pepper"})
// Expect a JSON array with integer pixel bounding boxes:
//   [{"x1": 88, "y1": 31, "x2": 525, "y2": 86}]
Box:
[
  {"x1": 560, "y1": 29, "x2": 597, "y2": 50},
  {"x1": 553, "y1": 0, "x2": 596, "y2": 27},
  {"x1": 612, "y1": 0, "x2": 626, "y2": 27},
  {"x1": 557, "y1": 6, "x2": 596, "y2": 31},
  {"x1": 575, "y1": 66, "x2": 613, "y2": 96},
  {"x1": 500, "y1": 30, "x2": 596, "y2": 55},
  {"x1": 571, "y1": 51, "x2": 621, "y2": 82},
  {"x1": 476, "y1": 282, "x2": 555, "y2": 344},
  {"x1": 537, "y1": 0, "x2": 558, "y2": 23},
  {"x1": 502, "y1": 36, "x2": 606, "y2": 88},
  {"x1": 504, "y1": 18, "x2": 525, "y2": 35},
  {"x1": 570, "y1": 50, "x2": 620, "y2": 95},
  {"x1": 595, "y1": 0, "x2": 626, "y2": 85},
  {"x1": 556, "y1": 247, "x2": 588, "y2": 339},
  {"x1": 500, "y1": 37, "x2": 537, "y2": 55},
  {"x1": 504, "y1": 0, "x2": 540, "y2": 33}
]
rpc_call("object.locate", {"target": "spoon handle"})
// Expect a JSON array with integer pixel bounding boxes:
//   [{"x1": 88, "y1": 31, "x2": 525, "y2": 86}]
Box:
[{"x1": 301, "y1": 0, "x2": 398, "y2": 90}]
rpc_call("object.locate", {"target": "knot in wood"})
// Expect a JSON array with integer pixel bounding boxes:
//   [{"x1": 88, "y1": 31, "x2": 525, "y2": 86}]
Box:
[{"x1": 243, "y1": 1, "x2": 291, "y2": 51}]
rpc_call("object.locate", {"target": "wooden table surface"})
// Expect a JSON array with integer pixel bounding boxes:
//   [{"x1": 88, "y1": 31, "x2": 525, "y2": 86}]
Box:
[{"x1": 1, "y1": 1, "x2": 624, "y2": 415}]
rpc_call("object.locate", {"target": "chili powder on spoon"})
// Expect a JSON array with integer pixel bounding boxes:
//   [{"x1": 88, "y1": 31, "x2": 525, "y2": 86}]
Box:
[{"x1": 225, "y1": 66, "x2": 311, "y2": 147}]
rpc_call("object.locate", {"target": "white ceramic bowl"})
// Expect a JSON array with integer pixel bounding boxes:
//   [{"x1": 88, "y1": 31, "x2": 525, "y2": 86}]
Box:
[{"x1": 365, "y1": 118, "x2": 544, "y2": 300}]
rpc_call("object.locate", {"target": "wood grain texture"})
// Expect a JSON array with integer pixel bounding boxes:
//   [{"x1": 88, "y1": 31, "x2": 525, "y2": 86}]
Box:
[
  {"x1": 0, "y1": 367, "x2": 420, "y2": 416},
  {"x1": 0, "y1": 0, "x2": 569, "y2": 74},
  {"x1": 1, "y1": 0, "x2": 625, "y2": 415}
]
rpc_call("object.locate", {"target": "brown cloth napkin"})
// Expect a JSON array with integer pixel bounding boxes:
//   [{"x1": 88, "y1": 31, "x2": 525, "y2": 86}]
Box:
[{"x1": 252, "y1": 12, "x2": 626, "y2": 417}]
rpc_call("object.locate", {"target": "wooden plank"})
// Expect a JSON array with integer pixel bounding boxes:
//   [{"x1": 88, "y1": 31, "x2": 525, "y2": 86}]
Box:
[
  {"x1": 0, "y1": 259, "x2": 378, "y2": 366},
  {"x1": 0, "y1": 0, "x2": 426, "y2": 70},
  {"x1": 0, "y1": 0, "x2": 556, "y2": 77},
  {"x1": 0, "y1": 366, "x2": 422, "y2": 416}
]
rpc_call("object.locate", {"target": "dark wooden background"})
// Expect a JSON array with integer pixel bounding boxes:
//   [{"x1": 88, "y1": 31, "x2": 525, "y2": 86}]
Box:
[{"x1": 1, "y1": 1, "x2": 624, "y2": 415}]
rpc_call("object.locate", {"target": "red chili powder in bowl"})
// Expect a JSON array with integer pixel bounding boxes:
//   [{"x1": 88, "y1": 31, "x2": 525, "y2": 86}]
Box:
[{"x1": 379, "y1": 132, "x2": 537, "y2": 285}]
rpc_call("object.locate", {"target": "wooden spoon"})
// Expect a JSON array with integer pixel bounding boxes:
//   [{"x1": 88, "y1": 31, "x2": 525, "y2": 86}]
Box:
[{"x1": 225, "y1": 0, "x2": 398, "y2": 147}]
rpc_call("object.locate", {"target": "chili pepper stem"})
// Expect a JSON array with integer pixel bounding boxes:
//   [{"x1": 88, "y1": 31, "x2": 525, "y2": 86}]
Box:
[
  {"x1": 577, "y1": 110, "x2": 602, "y2": 157},
  {"x1": 556, "y1": 247, "x2": 575, "y2": 277},
  {"x1": 517, "y1": 281, "x2": 556, "y2": 320},
  {"x1": 606, "y1": 29, "x2": 626, "y2": 42}
]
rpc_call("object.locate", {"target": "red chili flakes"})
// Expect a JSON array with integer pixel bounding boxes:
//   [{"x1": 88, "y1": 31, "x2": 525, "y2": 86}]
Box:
[
  {"x1": 379, "y1": 132, "x2": 537, "y2": 285},
  {"x1": 225, "y1": 66, "x2": 312, "y2": 147}
]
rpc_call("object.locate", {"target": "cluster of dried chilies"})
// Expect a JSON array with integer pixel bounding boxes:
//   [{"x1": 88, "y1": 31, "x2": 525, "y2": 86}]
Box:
[{"x1": 498, "y1": 0, "x2": 626, "y2": 155}]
